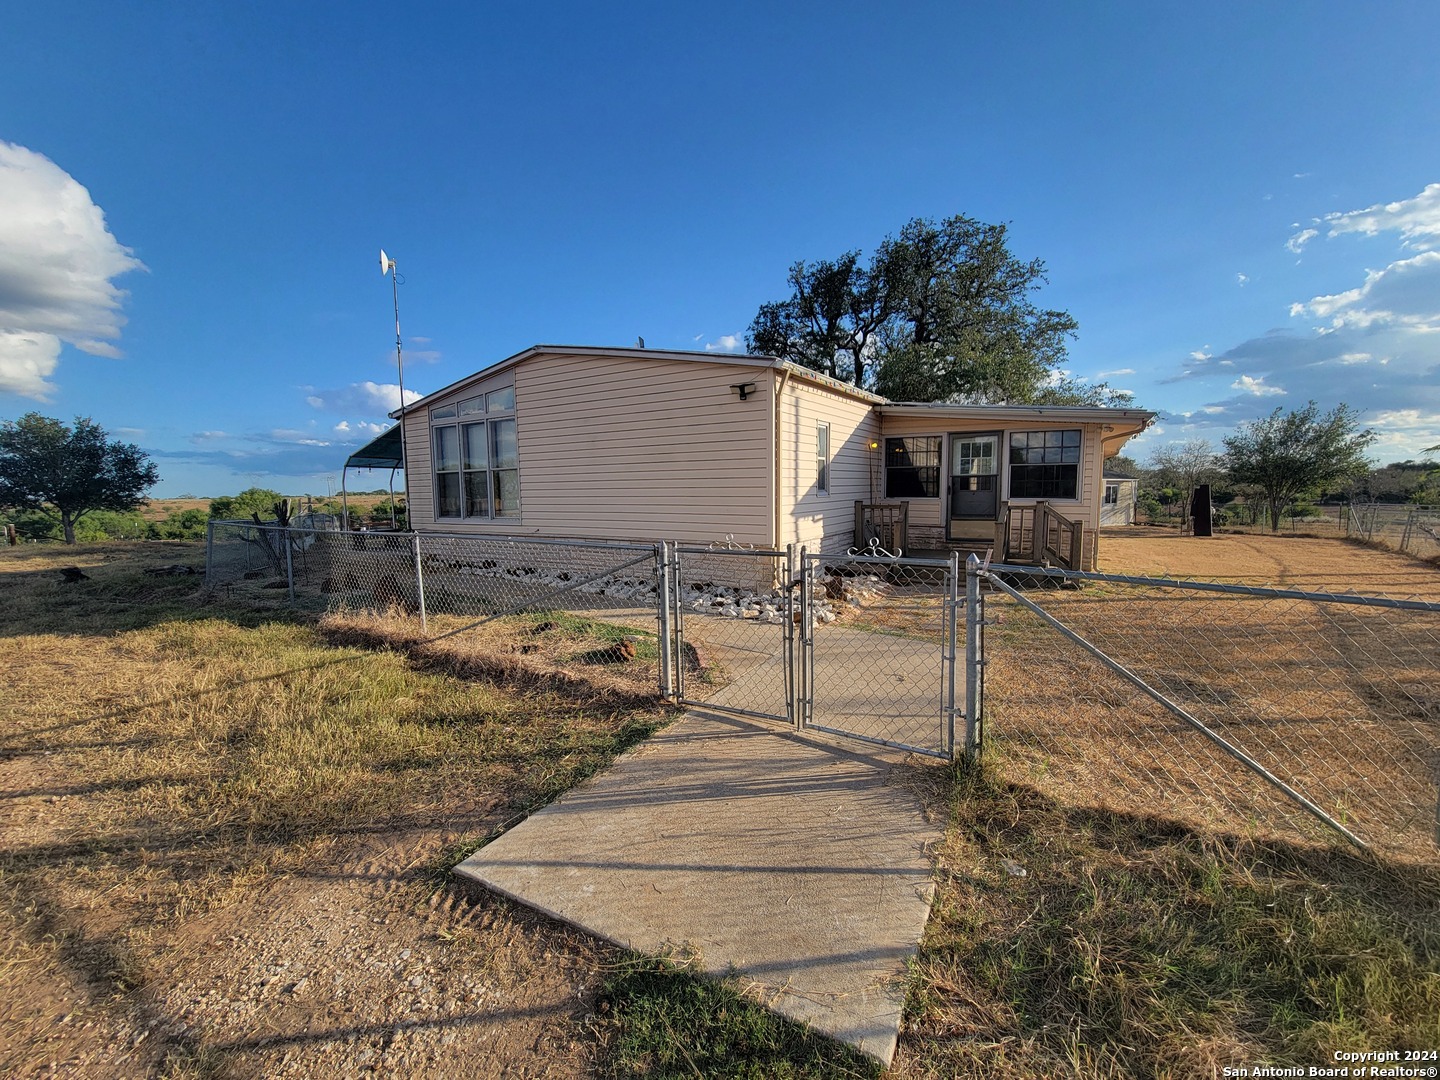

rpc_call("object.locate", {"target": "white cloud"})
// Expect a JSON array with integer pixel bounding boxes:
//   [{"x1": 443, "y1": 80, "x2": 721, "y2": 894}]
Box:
[
  {"x1": 1188, "y1": 349, "x2": 1212, "y2": 361},
  {"x1": 1236, "y1": 273, "x2": 1249, "y2": 287},
  {"x1": 0, "y1": 141, "x2": 144, "y2": 398},
  {"x1": 1286, "y1": 228, "x2": 1318, "y2": 254},
  {"x1": 1337, "y1": 352, "x2": 1373, "y2": 365},
  {"x1": 704, "y1": 333, "x2": 743, "y2": 353},
  {"x1": 1295, "y1": 251, "x2": 1440, "y2": 331},
  {"x1": 271, "y1": 428, "x2": 330, "y2": 447},
  {"x1": 1232, "y1": 375, "x2": 1285, "y2": 396},
  {"x1": 1315, "y1": 182, "x2": 1440, "y2": 251},
  {"x1": 1096, "y1": 368, "x2": 1134, "y2": 378},
  {"x1": 0, "y1": 329, "x2": 61, "y2": 400},
  {"x1": 332, "y1": 420, "x2": 387, "y2": 437},
  {"x1": 305, "y1": 381, "x2": 423, "y2": 415}
]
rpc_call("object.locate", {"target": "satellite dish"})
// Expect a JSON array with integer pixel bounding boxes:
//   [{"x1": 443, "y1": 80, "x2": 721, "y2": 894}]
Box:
[{"x1": 379, "y1": 248, "x2": 391, "y2": 275}]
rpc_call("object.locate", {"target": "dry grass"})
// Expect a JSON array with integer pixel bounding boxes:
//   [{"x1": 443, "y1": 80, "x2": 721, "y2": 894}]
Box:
[
  {"x1": 981, "y1": 556, "x2": 1440, "y2": 861},
  {"x1": 899, "y1": 767, "x2": 1440, "y2": 1079},
  {"x1": 0, "y1": 541, "x2": 673, "y2": 1076}
]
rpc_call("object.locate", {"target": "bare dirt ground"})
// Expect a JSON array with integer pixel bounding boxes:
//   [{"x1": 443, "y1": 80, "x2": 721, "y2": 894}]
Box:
[
  {"x1": 2, "y1": 761, "x2": 608, "y2": 1079},
  {"x1": 1096, "y1": 525, "x2": 1440, "y2": 599}
]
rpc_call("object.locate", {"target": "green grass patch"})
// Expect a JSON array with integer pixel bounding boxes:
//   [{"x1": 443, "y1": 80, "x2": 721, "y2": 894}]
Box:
[{"x1": 592, "y1": 955, "x2": 881, "y2": 1079}]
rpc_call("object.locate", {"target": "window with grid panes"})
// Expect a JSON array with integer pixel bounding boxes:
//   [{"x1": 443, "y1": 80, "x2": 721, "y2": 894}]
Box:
[
  {"x1": 1008, "y1": 429, "x2": 1081, "y2": 499},
  {"x1": 432, "y1": 386, "x2": 519, "y2": 519},
  {"x1": 885, "y1": 436, "x2": 941, "y2": 498}
]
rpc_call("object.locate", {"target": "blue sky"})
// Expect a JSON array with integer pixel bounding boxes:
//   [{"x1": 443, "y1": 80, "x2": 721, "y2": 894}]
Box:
[{"x1": 2, "y1": 2, "x2": 1438, "y2": 497}]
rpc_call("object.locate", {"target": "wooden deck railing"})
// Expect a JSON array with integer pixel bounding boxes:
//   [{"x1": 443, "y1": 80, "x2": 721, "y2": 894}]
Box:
[
  {"x1": 996, "y1": 502, "x2": 1085, "y2": 570},
  {"x1": 854, "y1": 500, "x2": 909, "y2": 554}
]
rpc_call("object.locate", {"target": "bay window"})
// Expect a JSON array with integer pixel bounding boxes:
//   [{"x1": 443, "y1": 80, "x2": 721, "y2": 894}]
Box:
[{"x1": 432, "y1": 387, "x2": 519, "y2": 520}]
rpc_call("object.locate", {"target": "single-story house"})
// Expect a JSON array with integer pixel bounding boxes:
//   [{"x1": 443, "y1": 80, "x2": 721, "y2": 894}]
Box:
[
  {"x1": 1100, "y1": 472, "x2": 1141, "y2": 527},
  {"x1": 359, "y1": 344, "x2": 1153, "y2": 570}
]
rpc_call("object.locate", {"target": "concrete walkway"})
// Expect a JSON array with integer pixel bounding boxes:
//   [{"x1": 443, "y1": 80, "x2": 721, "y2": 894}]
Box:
[{"x1": 454, "y1": 709, "x2": 939, "y2": 1065}]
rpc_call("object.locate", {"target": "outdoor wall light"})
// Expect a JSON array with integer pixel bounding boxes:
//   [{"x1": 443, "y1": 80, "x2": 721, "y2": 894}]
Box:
[
  {"x1": 869, "y1": 440, "x2": 880, "y2": 450},
  {"x1": 731, "y1": 382, "x2": 757, "y2": 401}
]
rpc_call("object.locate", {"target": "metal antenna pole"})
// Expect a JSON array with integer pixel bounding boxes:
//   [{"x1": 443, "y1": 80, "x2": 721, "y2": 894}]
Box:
[{"x1": 388, "y1": 258, "x2": 411, "y2": 529}]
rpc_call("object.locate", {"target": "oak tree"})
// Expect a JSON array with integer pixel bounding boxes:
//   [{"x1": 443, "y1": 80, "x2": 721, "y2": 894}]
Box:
[
  {"x1": 0, "y1": 413, "x2": 160, "y2": 545},
  {"x1": 1223, "y1": 403, "x2": 1375, "y2": 532}
]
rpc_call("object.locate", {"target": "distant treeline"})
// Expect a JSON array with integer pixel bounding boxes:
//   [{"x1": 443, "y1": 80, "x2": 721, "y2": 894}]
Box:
[{"x1": 7, "y1": 487, "x2": 405, "y2": 543}]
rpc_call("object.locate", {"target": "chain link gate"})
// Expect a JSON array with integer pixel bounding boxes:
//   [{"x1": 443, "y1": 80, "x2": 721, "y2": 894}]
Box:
[
  {"x1": 798, "y1": 550, "x2": 961, "y2": 758},
  {"x1": 666, "y1": 544, "x2": 798, "y2": 725}
]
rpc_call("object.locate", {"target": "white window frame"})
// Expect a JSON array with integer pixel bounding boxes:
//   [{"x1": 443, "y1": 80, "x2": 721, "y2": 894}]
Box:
[{"x1": 816, "y1": 422, "x2": 831, "y2": 496}]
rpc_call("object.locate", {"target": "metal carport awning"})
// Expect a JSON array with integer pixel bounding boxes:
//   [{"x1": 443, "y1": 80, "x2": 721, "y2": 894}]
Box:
[{"x1": 341, "y1": 425, "x2": 404, "y2": 528}]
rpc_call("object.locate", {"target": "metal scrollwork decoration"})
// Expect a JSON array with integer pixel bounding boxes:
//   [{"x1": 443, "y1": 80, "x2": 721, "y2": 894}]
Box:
[
  {"x1": 847, "y1": 537, "x2": 902, "y2": 559},
  {"x1": 708, "y1": 533, "x2": 757, "y2": 551}
]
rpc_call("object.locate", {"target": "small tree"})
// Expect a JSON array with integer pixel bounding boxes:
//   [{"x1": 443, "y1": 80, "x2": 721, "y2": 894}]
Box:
[
  {"x1": 0, "y1": 414, "x2": 160, "y2": 545},
  {"x1": 209, "y1": 487, "x2": 284, "y2": 520},
  {"x1": 1223, "y1": 402, "x2": 1375, "y2": 532},
  {"x1": 1147, "y1": 440, "x2": 1222, "y2": 529}
]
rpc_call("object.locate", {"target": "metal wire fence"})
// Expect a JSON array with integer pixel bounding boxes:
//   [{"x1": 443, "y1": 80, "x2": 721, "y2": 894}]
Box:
[
  {"x1": 205, "y1": 523, "x2": 1440, "y2": 858},
  {"x1": 670, "y1": 545, "x2": 795, "y2": 723},
  {"x1": 800, "y1": 551, "x2": 958, "y2": 758},
  {"x1": 975, "y1": 564, "x2": 1440, "y2": 862},
  {"x1": 1347, "y1": 503, "x2": 1440, "y2": 560},
  {"x1": 206, "y1": 523, "x2": 668, "y2": 688}
]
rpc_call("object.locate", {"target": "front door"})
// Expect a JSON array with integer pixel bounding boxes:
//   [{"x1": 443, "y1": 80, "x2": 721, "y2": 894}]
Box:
[{"x1": 947, "y1": 433, "x2": 999, "y2": 539}]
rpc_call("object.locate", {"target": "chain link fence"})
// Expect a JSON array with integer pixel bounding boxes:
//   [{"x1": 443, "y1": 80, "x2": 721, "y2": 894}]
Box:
[
  {"x1": 670, "y1": 545, "x2": 795, "y2": 723},
  {"x1": 1347, "y1": 503, "x2": 1440, "y2": 560},
  {"x1": 800, "y1": 551, "x2": 958, "y2": 757},
  {"x1": 207, "y1": 523, "x2": 668, "y2": 690},
  {"x1": 975, "y1": 564, "x2": 1440, "y2": 862},
  {"x1": 205, "y1": 523, "x2": 1440, "y2": 858}
]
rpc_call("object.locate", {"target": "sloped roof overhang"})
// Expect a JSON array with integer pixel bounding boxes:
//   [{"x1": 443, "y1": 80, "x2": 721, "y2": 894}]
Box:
[{"x1": 343, "y1": 424, "x2": 404, "y2": 470}]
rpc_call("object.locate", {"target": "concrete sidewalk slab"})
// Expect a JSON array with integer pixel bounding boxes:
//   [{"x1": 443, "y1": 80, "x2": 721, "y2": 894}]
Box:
[{"x1": 454, "y1": 709, "x2": 939, "y2": 1065}]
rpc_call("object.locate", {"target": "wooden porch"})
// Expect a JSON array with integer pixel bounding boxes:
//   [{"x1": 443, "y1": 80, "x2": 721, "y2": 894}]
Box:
[{"x1": 855, "y1": 500, "x2": 1087, "y2": 571}]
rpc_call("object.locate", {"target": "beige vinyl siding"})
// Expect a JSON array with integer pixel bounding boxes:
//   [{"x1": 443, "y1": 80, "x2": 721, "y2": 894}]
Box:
[
  {"x1": 777, "y1": 380, "x2": 879, "y2": 552},
  {"x1": 412, "y1": 352, "x2": 775, "y2": 545},
  {"x1": 403, "y1": 407, "x2": 433, "y2": 526}
]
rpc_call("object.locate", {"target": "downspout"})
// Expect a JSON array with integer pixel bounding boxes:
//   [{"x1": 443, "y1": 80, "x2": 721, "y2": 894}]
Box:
[{"x1": 773, "y1": 367, "x2": 791, "y2": 550}]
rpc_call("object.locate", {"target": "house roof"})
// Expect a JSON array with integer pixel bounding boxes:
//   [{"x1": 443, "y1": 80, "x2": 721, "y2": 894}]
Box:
[
  {"x1": 1103, "y1": 470, "x2": 1141, "y2": 481},
  {"x1": 389, "y1": 344, "x2": 885, "y2": 417},
  {"x1": 876, "y1": 402, "x2": 1155, "y2": 425},
  {"x1": 388, "y1": 345, "x2": 1155, "y2": 446}
]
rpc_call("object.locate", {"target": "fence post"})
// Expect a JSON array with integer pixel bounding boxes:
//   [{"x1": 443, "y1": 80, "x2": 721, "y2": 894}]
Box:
[
  {"x1": 946, "y1": 550, "x2": 961, "y2": 758},
  {"x1": 797, "y1": 546, "x2": 810, "y2": 730},
  {"x1": 963, "y1": 553, "x2": 983, "y2": 761},
  {"x1": 656, "y1": 541, "x2": 673, "y2": 700},
  {"x1": 671, "y1": 544, "x2": 685, "y2": 702},
  {"x1": 411, "y1": 533, "x2": 428, "y2": 632},
  {"x1": 283, "y1": 526, "x2": 296, "y2": 604},
  {"x1": 204, "y1": 521, "x2": 216, "y2": 588},
  {"x1": 785, "y1": 544, "x2": 797, "y2": 729}
]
